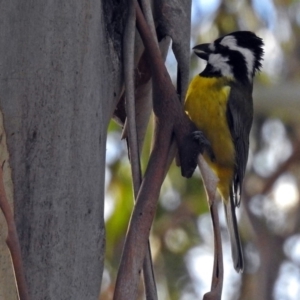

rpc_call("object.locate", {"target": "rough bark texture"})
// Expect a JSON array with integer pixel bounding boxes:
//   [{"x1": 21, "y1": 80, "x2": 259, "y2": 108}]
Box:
[
  {"x1": 0, "y1": 111, "x2": 17, "y2": 300},
  {"x1": 0, "y1": 1, "x2": 123, "y2": 299}
]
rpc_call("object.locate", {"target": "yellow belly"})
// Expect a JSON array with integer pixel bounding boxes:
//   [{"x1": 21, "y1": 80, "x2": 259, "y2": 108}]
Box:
[{"x1": 184, "y1": 76, "x2": 235, "y2": 200}]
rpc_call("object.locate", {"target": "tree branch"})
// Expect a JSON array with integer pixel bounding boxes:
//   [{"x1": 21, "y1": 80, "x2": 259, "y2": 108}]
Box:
[
  {"x1": 123, "y1": 1, "x2": 157, "y2": 298},
  {"x1": 124, "y1": 0, "x2": 141, "y2": 196},
  {"x1": 241, "y1": 140, "x2": 300, "y2": 299},
  {"x1": 0, "y1": 163, "x2": 29, "y2": 300},
  {"x1": 198, "y1": 156, "x2": 223, "y2": 300},
  {"x1": 114, "y1": 2, "x2": 212, "y2": 299},
  {"x1": 260, "y1": 140, "x2": 300, "y2": 195},
  {"x1": 135, "y1": 1, "x2": 207, "y2": 177}
]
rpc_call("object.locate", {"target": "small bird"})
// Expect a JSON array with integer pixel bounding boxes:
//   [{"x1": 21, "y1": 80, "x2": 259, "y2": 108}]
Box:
[{"x1": 184, "y1": 31, "x2": 264, "y2": 272}]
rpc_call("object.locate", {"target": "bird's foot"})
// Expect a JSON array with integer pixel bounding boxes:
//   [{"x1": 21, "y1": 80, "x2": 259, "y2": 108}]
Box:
[{"x1": 192, "y1": 131, "x2": 215, "y2": 161}]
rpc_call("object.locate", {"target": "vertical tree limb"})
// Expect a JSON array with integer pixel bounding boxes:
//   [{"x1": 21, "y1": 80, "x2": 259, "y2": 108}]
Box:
[
  {"x1": 123, "y1": 0, "x2": 157, "y2": 298},
  {"x1": 140, "y1": 0, "x2": 157, "y2": 41},
  {"x1": 124, "y1": 0, "x2": 141, "y2": 198}
]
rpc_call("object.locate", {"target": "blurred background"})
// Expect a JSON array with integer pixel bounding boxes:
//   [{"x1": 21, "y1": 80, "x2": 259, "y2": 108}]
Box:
[{"x1": 101, "y1": 0, "x2": 300, "y2": 299}]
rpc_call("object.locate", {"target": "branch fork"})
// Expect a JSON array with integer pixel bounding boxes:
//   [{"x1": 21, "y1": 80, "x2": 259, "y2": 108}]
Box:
[{"x1": 113, "y1": 2, "x2": 215, "y2": 300}]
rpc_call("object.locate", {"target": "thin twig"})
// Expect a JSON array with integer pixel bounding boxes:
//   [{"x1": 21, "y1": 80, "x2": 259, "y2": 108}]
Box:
[
  {"x1": 198, "y1": 156, "x2": 223, "y2": 300},
  {"x1": 0, "y1": 163, "x2": 29, "y2": 300},
  {"x1": 205, "y1": 201, "x2": 223, "y2": 300},
  {"x1": 123, "y1": 1, "x2": 157, "y2": 299},
  {"x1": 124, "y1": 0, "x2": 141, "y2": 196},
  {"x1": 140, "y1": 0, "x2": 157, "y2": 42}
]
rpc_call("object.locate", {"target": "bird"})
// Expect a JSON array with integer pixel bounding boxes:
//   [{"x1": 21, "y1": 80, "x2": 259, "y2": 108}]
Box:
[{"x1": 184, "y1": 31, "x2": 264, "y2": 272}]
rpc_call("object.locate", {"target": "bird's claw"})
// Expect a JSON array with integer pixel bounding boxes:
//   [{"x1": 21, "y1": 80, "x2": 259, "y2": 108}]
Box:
[{"x1": 192, "y1": 131, "x2": 215, "y2": 162}]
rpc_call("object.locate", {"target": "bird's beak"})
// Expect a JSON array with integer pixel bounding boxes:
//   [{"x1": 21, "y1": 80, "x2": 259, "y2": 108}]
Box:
[{"x1": 193, "y1": 43, "x2": 211, "y2": 61}]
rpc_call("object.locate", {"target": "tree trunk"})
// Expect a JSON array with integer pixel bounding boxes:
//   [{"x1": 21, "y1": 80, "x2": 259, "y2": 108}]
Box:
[{"x1": 0, "y1": 1, "x2": 123, "y2": 299}]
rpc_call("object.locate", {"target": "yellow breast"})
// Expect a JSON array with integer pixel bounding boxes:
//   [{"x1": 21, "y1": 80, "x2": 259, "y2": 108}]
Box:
[{"x1": 184, "y1": 76, "x2": 235, "y2": 175}]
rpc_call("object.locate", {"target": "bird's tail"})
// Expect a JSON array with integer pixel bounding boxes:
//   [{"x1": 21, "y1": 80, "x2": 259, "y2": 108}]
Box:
[{"x1": 224, "y1": 191, "x2": 244, "y2": 272}]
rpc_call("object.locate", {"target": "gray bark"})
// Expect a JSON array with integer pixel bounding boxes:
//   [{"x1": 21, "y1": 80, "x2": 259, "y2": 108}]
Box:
[{"x1": 0, "y1": 1, "x2": 122, "y2": 299}]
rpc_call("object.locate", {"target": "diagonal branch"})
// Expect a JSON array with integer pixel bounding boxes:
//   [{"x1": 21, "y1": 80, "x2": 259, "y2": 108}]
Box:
[
  {"x1": 0, "y1": 162, "x2": 29, "y2": 300},
  {"x1": 113, "y1": 2, "x2": 212, "y2": 299},
  {"x1": 134, "y1": 2, "x2": 204, "y2": 176},
  {"x1": 113, "y1": 122, "x2": 172, "y2": 300},
  {"x1": 241, "y1": 141, "x2": 300, "y2": 300},
  {"x1": 260, "y1": 140, "x2": 300, "y2": 195}
]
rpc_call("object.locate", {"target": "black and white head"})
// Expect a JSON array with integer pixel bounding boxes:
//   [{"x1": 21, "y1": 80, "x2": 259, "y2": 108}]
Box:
[{"x1": 193, "y1": 31, "x2": 264, "y2": 83}]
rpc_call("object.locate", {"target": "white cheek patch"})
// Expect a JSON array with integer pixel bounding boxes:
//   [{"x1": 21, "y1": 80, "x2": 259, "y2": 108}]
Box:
[
  {"x1": 208, "y1": 54, "x2": 233, "y2": 78},
  {"x1": 220, "y1": 36, "x2": 255, "y2": 80}
]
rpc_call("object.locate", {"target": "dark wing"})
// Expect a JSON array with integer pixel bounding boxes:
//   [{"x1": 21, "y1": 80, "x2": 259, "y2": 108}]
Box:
[
  {"x1": 226, "y1": 82, "x2": 253, "y2": 207},
  {"x1": 224, "y1": 82, "x2": 253, "y2": 272}
]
